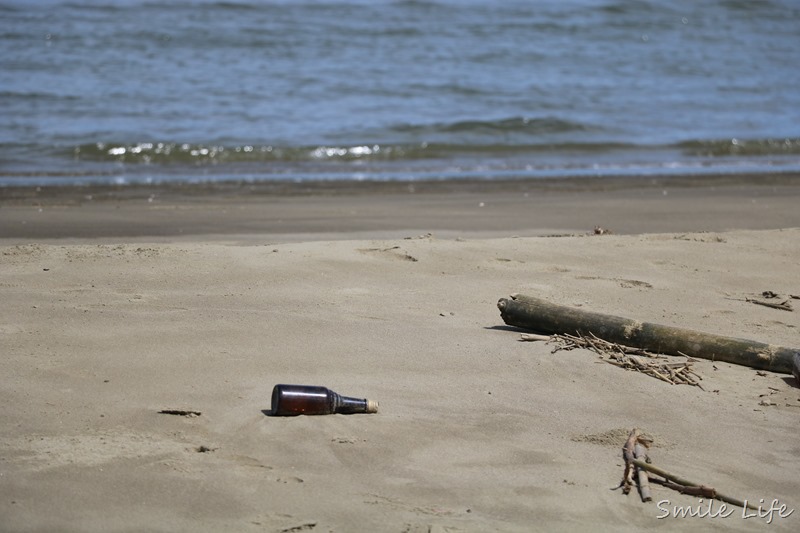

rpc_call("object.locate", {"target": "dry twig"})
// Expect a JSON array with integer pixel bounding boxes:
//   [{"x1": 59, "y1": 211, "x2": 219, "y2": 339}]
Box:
[
  {"x1": 618, "y1": 428, "x2": 653, "y2": 502},
  {"x1": 619, "y1": 429, "x2": 757, "y2": 511},
  {"x1": 634, "y1": 442, "x2": 652, "y2": 502},
  {"x1": 631, "y1": 459, "x2": 757, "y2": 511},
  {"x1": 746, "y1": 298, "x2": 793, "y2": 312},
  {"x1": 649, "y1": 478, "x2": 717, "y2": 498},
  {"x1": 621, "y1": 429, "x2": 639, "y2": 495},
  {"x1": 521, "y1": 332, "x2": 704, "y2": 388}
]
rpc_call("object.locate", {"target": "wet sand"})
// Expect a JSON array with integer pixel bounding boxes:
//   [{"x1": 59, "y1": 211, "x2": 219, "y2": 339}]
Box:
[{"x1": 2, "y1": 173, "x2": 800, "y2": 241}]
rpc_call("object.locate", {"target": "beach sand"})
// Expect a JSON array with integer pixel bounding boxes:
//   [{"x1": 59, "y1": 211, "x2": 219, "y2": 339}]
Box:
[{"x1": 1, "y1": 175, "x2": 799, "y2": 532}]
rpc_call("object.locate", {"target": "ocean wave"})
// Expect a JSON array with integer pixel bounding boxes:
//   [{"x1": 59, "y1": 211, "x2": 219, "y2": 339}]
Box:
[
  {"x1": 61, "y1": 137, "x2": 800, "y2": 166},
  {"x1": 678, "y1": 138, "x2": 800, "y2": 157},
  {"x1": 65, "y1": 140, "x2": 627, "y2": 165},
  {"x1": 390, "y1": 116, "x2": 596, "y2": 137}
]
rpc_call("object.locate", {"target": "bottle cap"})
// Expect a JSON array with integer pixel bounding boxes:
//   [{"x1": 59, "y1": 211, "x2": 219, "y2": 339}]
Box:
[{"x1": 365, "y1": 399, "x2": 379, "y2": 413}]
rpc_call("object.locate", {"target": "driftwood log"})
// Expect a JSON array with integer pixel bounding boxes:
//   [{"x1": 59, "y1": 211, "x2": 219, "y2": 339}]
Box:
[{"x1": 497, "y1": 294, "x2": 797, "y2": 374}]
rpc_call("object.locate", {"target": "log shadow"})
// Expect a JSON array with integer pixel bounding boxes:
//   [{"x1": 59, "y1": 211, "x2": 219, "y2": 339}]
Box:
[
  {"x1": 781, "y1": 376, "x2": 799, "y2": 389},
  {"x1": 484, "y1": 324, "x2": 535, "y2": 333}
]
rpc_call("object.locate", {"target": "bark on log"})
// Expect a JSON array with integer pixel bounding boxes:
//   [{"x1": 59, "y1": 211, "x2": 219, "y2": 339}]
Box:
[{"x1": 497, "y1": 294, "x2": 797, "y2": 374}]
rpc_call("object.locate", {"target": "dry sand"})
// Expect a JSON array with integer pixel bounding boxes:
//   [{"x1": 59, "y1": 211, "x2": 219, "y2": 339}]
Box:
[{"x1": 1, "y1": 175, "x2": 799, "y2": 532}]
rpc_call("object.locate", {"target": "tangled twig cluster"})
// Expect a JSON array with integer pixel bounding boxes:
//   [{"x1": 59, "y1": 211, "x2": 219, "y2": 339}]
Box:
[{"x1": 521, "y1": 332, "x2": 704, "y2": 389}]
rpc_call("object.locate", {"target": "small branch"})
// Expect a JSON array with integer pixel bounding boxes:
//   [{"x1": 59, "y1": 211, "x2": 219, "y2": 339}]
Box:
[
  {"x1": 621, "y1": 429, "x2": 640, "y2": 495},
  {"x1": 650, "y1": 478, "x2": 717, "y2": 498},
  {"x1": 746, "y1": 298, "x2": 793, "y2": 312},
  {"x1": 631, "y1": 458, "x2": 757, "y2": 510},
  {"x1": 519, "y1": 333, "x2": 552, "y2": 342},
  {"x1": 634, "y1": 442, "x2": 652, "y2": 502}
]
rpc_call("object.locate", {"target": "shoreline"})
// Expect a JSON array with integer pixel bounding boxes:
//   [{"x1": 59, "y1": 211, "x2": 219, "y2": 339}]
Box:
[
  {"x1": 3, "y1": 170, "x2": 800, "y2": 200},
  {"x1": 2, "y1": 172, "x2": 799, "y2": 241}
]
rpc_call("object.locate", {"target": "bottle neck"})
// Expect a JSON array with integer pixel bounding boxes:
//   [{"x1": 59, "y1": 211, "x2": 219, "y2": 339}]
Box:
[{"x1": 335, "y1": 395, "x2": 370, "y2": 414}]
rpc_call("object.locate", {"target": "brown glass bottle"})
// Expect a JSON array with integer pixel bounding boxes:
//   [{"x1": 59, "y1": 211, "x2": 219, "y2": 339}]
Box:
[{"x1": 270, "y1": 384, "x2": 379, "y2": 416}]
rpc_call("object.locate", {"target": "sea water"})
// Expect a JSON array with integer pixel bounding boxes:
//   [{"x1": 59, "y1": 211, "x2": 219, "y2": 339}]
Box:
[{"x1": 1, "y1": 0, "x2": 799, "y2": 186}]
